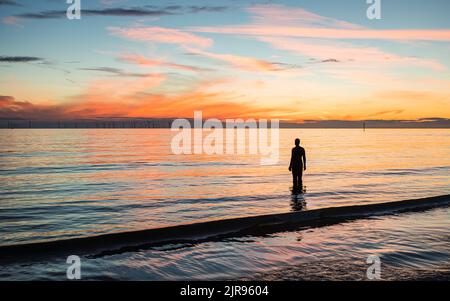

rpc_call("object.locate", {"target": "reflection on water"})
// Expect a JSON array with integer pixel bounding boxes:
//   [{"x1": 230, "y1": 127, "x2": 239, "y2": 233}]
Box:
[
  {"x1": 1, "y1": 207, "x2": 448, "y2": 280},
  {"x1": 0, "y1": 129, "x2": 449, "y2": 246},
  {"x1": 290, "y1": 188, "x2": 307, "y2": 212}
]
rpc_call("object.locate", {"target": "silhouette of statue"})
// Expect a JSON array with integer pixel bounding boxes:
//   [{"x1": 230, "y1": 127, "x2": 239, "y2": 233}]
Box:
[{"x1": 289, "y1": 138, "x2": 306, "y2": 193}]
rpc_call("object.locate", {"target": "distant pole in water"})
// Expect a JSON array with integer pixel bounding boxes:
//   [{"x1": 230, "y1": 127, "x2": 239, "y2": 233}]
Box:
[{"x1": 363, "y1": 121, "x2": 366, "y2": 132}]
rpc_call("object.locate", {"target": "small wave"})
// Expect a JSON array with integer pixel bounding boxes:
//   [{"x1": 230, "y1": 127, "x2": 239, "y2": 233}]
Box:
[
  {"x1": 306, "y1": 166, "x2": 450, "y2": 178},
  {"x1": 0, "y1": 194, "x2": 448, "y2": 261},
  {"x1": 0, "y1": 161, "x2": 254, "y2": 176}
]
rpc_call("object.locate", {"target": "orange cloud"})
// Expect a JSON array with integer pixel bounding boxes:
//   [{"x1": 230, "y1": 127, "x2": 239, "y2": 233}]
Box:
[
  {"x1": 0, "y1": 95, "x2": 66, "y2": 120},
  {"x1": 2, "y1": 87, "x2": 449, "y2": 121},
  {"x1": 81, "y1": 73, "x2": 165, "y2": 102},
  {"x1": 108, "y1": 26, "x2": 213, "y2": 48},
  {"x1": 184, "y1": 47, "x2": 281, "y2": 72},
  {"x1": 365, "y1": 109, "x2": 405, "y2": 118},
  {"x1": 192, "y1": 25, "x2": 450, "y2": 42},
  {"x1": 376, "y1": 90, "x2": 450, "y2": 104},
  {"x1": 0, "y1": 90, "x2": 289, "y2": 120}
]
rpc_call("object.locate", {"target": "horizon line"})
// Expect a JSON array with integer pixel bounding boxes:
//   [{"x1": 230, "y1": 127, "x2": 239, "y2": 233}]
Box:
[{"x1": 1, "y1": 118, "x2": 449, "y2": 129}]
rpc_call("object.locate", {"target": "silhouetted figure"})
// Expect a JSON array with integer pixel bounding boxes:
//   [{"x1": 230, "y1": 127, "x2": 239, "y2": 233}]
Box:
[{"x1": 289, "y1": 138, "x2": 306, "y2": 193}]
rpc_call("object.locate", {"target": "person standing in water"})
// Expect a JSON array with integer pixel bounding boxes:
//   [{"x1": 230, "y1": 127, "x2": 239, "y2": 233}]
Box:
[{"x1": 289, "y1": 138, "x2": 306, "y2": 192}]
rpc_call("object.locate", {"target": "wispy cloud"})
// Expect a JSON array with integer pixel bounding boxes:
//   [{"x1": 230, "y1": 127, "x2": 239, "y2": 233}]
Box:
[
  {"x1": 258, "y1": 37, "x2": 445, "y2": 70},
  {"x1": 193, "y1": 26, "x2": 450, "y2": 42},
  {"x1": 11, "y1": 5, "x2": 228, "y2": 20},
  {"x1": 246, "y1": 4, "x2": 361, "y2": 29},
  {"x1": 14, "y1": 8, "x2": 174, "y2": 19},
  {"x1": 366, "y1": 109, "x2": 405, "y2": 118},
  {"x1": 78, "y1": 67, "x2": 149, "y2": 78},
  {"x1": 0, "y1": 56, "x2": 44, "y2": 63},
  {"x1": 119, "y1": 54, "x2": 211, "y2": 72},
  {"x1": 0, "y1": 0, "x2": 21, "y2": 6},
  {"x1": 191, "y1": 4, "x2": 450, "y2": 42},
  {"x1": 109, "y1": 26, "x2": 212, "y2": 48},
  {"x1": 184, "y1": 47, "x2": 282, "y2": 72}
]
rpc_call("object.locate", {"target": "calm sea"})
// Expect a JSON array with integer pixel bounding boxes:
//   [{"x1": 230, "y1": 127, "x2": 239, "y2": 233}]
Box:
[
  {"x1": 0, "y1": 129, "x2": 449, "y2": 280},
  {"x1": 0, "y1": 129, "x2": 449, "y2": 246}
]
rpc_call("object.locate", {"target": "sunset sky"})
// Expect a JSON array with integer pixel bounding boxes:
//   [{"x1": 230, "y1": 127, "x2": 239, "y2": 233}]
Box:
[{"x1": 1, "y1": 0, "x2": 449, "y2": 121}]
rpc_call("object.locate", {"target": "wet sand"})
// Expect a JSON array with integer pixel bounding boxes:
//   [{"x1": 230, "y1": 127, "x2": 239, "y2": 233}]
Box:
[{"x1": 239, "y1": 260, "x2": 450, "y2": 281}]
